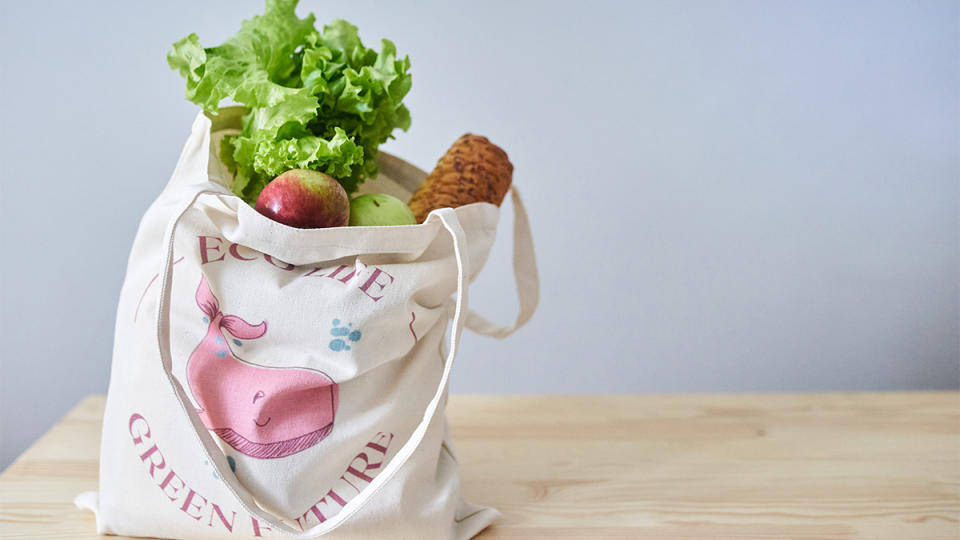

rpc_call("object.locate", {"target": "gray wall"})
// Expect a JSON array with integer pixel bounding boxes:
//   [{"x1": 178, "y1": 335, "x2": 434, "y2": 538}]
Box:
[{"x1": 1, "y1": 0, "x2": 957, "y2": 469}]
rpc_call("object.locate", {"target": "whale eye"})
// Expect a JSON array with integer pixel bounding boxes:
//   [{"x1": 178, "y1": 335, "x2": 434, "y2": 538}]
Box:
[{"x1": 253, "y1": 390, "x2": 265, "y2": 404}]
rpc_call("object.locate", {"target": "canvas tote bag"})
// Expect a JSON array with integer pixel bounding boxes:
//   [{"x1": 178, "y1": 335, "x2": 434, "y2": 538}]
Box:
[{"x1": 75, "y1": 108, "x2": 539, "y2": 539}]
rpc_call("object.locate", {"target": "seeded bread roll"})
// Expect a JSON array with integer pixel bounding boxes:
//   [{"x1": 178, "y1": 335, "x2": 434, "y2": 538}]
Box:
[{"x1": 408, "y1": 134, "x2": 513, "y2": 223}]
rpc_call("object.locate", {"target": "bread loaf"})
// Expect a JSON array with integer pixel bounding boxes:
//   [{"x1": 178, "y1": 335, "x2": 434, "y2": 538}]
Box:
[{"x1": 407, "y1": 134, "x2": 513, "y2": 223}]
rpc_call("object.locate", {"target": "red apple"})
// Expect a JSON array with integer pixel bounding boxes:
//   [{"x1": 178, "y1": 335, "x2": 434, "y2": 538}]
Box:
[{"x1": 254, "y1": 169, "x2": 350, "y2": 229}]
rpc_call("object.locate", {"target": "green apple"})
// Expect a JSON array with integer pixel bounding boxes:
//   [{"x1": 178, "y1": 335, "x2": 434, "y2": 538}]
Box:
[{"x1": 349, "y1": 194, "x2": 417, "y2": 226}]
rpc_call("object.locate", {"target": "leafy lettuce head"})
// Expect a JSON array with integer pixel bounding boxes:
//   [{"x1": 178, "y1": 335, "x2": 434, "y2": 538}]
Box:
[{"x1": 168, "y1": 0, "x2": 412, "y2": 202}]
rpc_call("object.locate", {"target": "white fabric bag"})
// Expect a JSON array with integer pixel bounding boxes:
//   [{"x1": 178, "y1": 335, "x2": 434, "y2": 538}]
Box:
[{"x1": 76, "y1": 108, "x2": 539, "y2": 539}]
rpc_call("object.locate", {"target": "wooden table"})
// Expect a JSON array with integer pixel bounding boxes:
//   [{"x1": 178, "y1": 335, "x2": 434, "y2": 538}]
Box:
[{"x1": 1, "y1": 393, "x2": 958, "y2": 539}]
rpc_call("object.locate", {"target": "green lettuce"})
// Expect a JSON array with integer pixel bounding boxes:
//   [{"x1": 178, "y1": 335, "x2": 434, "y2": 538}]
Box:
[{"x1": 168, "y1": 0, "x2": 411, "y2": 202}]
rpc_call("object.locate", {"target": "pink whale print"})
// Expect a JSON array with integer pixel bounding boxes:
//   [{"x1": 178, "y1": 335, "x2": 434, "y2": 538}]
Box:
[{"x1": 187, "y1": 276, "x2": 338, "y2": 459}]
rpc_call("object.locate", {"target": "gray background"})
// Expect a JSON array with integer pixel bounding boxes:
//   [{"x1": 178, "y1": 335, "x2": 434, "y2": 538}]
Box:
[{"x1": 1, "y1": 0, "x2": 957, "y2": 469}]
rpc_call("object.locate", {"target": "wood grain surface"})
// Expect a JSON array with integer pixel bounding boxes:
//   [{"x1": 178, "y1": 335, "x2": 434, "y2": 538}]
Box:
[{"x1": 1, "y1": 393, "x2": 957, "y2": 539}]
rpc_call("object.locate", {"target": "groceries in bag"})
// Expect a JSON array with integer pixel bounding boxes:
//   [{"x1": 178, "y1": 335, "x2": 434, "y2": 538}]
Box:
[{"x1": 169, "y1": 0, "x2": 515, "y2": 230}]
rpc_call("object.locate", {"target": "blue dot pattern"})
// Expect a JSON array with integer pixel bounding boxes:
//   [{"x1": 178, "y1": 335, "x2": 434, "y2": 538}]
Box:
[{"x1": 329, "y1": 319, "x2": 362, "y2": 351}]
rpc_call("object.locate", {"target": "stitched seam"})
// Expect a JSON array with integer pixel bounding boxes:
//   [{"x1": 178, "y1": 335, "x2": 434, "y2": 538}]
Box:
[
  {"x1": 454, "y1": 508, "x2": 488, "y2": 524},
  {"x1": 440, "y1": 440, "x2": 458, "y2": 464}
]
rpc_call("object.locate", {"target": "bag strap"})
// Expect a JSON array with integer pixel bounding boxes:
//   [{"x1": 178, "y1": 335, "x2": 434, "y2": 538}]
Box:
[
  {"x1": 155, "y1": 189, "x2": 471, "y2": 537},
  {"x1": 457, "y1": 186, "x2": 540, "y2": 338}
]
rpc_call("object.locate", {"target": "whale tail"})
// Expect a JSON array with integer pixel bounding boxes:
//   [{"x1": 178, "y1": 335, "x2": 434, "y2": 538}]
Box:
[
  {"x1": 196, "y1": 275, "x2": 268, "y2": 339},
  {"x1": 222, "y1": 315, "x2": 268, "y2": 339},
  {"x1": 196, "y1": 275, "x2": 219, "y2": 319}
]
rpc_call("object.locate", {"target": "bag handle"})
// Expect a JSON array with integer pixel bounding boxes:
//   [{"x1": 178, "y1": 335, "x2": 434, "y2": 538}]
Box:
[
  {"x1": 457, "y1": 186, "x2": 540, "y2": 338},
  {"x1": 155, "y1": 188, "x2": 471, "y2": 537}
]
